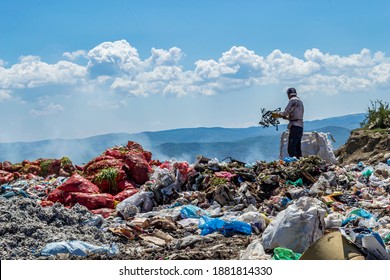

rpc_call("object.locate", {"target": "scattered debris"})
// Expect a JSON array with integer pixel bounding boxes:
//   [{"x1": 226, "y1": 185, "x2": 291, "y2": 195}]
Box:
[{"x1": 1, "y1": 140, "x2": 390, "y2": 259}]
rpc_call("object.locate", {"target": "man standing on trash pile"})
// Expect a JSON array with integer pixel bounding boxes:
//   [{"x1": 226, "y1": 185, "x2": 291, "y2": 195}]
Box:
[{"x1": 272, "y1": 87, "x2": 304, "y2": 158}]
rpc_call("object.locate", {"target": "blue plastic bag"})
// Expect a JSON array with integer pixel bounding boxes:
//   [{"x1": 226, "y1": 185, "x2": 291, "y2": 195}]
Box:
[
  {"x1": 283, "y1": 156, "x2": 298, "y2": 163},
  {"x1": 180, "y1": 205, "x2": 209, "y2": 219},
  {"x1": 342, "y1": 208, "x2": 375, "y2": 226},
  {"x1": 221, "y1": 220, "x2": 253, "y2": 237},
  {"x1": 1, "y1": 189, "x2": 29, "y2": 199},
  {"x1": 199, "y1": 216, "x2": 225, "y2": 235},
  {"x1": 198, "y1": 216, "x2": 252, "y2": 237},
  {"x1": 1, "y1": 185, "x2": 12, "y2": 193}
]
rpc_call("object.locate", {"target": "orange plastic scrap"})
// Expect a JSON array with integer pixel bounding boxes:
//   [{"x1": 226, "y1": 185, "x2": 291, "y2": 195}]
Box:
[
  {"x1": 321, "y1": 195, "x2": 336, "y2": 206},
  {"x1": 322, "y1": 191, "x2": 344, "y2": 206}
]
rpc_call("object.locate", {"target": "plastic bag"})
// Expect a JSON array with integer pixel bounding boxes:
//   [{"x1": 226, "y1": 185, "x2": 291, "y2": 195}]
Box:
[
  {"x1": 180, "y1": 205, "x2": 209, "y2": 219},
  {"x1": 151, "y1": 167, "x2": 175, "y2": 187},
  {"x1": 362, "y1": 166, "x2": 374, "y2": 177},
  {"x1": 374, "y1": 162, "x2": 390, "y2": 178},
  {"x1": 198, "y1": 216, "x2": 252, "y2": 237},
  {"x1": 116, "y1": 191, "x2": 154, "y2": 218},
  {"x1": 286, "y1": 187, "x2": 307, "y2": 200},
  {"x1": 40, "y1": 240, "x2": 119, "y2": 257},
  {"x1": 286, "y1": 178, "x2": 303, "y2": 187},
  {"x1": 236, "y1": 212, "x2": 267, "y2": 232},
  {"x1": 342, "y1": 208, "x2": 379, "y2": 228},
  {"x1": 177, "y1": 218, "x2": 200, "y2": 228},
  {"x1": 384, "y1": 233, "x2": 390, "y2": 243},
  {"x1": 309, "y1": 175, "x2": 330, "y2": 196},
  {"x1": 272, "y1": 247, "x2": 301, "y2": 260},
  {"x1": 82, "y1": 215, "x2": 105, "y2": 227},
  {"x1": 240, "y1": 239, "x2": 270, "y2": 260},
  {"x1": 324, "y1": 212, "x2": 344, "y2": 229},
  {"x1": 283, "y1": 156, "x2": 298, "y2": 163},
  {"x1": 262, "y1": 197, "x2": 326, "y2": 253},
  {"x1": 280, "y1": 131, "x2": 337, "y2": 163}
]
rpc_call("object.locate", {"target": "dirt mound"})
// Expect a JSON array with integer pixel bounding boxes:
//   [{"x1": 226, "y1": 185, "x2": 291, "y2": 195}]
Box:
[{"x1": 335, "y1": 129, "x2": 390, "y2": 165}]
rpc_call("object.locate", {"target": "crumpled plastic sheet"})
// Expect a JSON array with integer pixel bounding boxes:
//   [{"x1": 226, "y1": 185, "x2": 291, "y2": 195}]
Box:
[
  {"x1": 262, "y1": 197, "x2": 326, "y2": 253},
  {"x1": 198, "y1": 216, "x2": 252, "y2": 237},
  {"x1": 40, "y1": 240, "x2": 119, "y2": 257}
]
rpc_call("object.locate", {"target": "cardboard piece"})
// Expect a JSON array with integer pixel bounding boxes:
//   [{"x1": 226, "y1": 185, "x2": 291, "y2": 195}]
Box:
[{"x1": 300, "y1": 231, "x2": 365, "y2": 260}]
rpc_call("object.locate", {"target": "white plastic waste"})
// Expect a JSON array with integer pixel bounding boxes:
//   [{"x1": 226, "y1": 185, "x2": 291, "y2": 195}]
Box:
[
  {"x1": 236, "y1": 212, "x2": 267, "y2": 232},
  {"x1": 280, "y1": 131, "x2": 338, "y2": 164},
  {"x1": 324, "y1": 212, "x2": 344, "y2": 229},
  {"x1": 374, "y1": 162, "x2": 390, "y2": 179},
  {"x1": 116, "y1": 191, "x2": 154, "y2": 219},
  {"x1": 239, "y1": 239, "x2": 270, "y2": 260},
  {"x1": 262, "y1": 197, "x2": 326, "y2": 253},
  {"x1": 40, "y1": 240, "x2": 119, "y2": 257}
]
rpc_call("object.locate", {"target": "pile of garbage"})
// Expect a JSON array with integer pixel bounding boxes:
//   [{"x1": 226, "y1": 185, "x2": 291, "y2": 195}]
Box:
[{"x1": 1, "y1": 141, "x2": 390, "y2": 260}]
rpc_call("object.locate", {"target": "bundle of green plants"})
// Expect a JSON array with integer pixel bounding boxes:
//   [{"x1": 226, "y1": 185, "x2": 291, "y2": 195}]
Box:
[
  {"x1": 360, "y1": 99, "x2": 390, "y2": 130},
  {"x1": 94, "y1": 167, "x2": 119, "y2": 193}
]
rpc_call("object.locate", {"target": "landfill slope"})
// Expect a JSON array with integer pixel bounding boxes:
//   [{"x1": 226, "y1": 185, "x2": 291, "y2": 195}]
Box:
[{"x1": 336, "y1": 129, "x2": 390, "y2": 165}]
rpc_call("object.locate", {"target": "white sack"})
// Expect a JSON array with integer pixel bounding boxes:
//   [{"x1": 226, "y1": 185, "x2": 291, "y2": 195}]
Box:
[
  {"x1": 262, "y1": 197, "x2": 326, "y2": 253},
  {"x1": 280, "y1": 131, "x2": 338, "y2": 164}
]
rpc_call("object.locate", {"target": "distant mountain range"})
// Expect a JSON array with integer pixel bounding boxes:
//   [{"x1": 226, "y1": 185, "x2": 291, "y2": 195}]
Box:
[{"x1": 0, "y1": 113, "x2": 365, "y2": 165}]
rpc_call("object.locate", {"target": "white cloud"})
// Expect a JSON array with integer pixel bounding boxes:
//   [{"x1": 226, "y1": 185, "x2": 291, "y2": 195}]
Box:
[
  {"x1": 63, "y1": 50, "x2": 87, "y2": 60},
  {"x1": 30, "y1": 102, "x2": 64, "y2": 117},
  {"x1": 299, "y1": 74, "x2": 372, "y2": 95},
  {"x1": 194, "y1": 59, "x2": 239, "y2": 79},
  {"x1": 0, "y1": 55, "x2": 87, "y2": 89},
  {"x1": 304, "y1": 48, "x2": 384, "y2": 70},
  {"x1": 0, "y1": 90, "x2": 12, "y2": 101},
  {"x1": 368, "y1": 63, "x2": 390, "y2": 86},
  {"x1": 265, "y1": 49, "x2": 321, "y2": 80},
  {"x1": 144, "y1": 47, "x2": 183, "y2": 68},
  {"x1": 86, "y1": 40, "x2": 142, "y2": 76},
  {"x1": 86, "y1": 97, "x2": 129, "y2": 109},
  {"x1": 194, "y1": 46, "x2": 266, "y2": 81},
  {"x1": 1, "y1": 40, "x2": 390, "y2": 99}
]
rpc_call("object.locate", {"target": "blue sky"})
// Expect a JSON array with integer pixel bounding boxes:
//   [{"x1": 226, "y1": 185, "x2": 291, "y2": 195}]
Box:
[{"x1": 0, "y1": 0, "x2": 389, "y2": 142}]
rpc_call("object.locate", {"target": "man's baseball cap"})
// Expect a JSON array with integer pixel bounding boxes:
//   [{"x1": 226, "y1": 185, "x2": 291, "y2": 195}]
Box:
[{"x1": 286, "y1": 87, "x2": 297, "y2": 95}]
